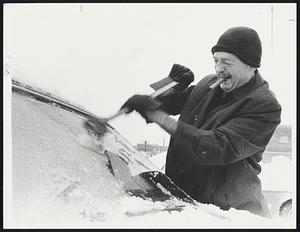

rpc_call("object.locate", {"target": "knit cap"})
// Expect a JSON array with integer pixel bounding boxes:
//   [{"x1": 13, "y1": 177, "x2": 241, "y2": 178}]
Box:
[{"x1": 211, "y1": 27, "x2": 262, "y2": 68}]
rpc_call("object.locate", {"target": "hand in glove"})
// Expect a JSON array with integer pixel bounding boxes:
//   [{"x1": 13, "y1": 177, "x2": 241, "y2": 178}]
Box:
[
  {"x1": 121, "y1": 95, "x2": 162, "y2": 123},
  {"x1": 168, "y1": 63, "x2": 194, "y2": 90}
]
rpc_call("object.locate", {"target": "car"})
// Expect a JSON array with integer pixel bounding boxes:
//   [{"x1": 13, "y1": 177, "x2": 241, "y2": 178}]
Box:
[{"x1": 6, "y1": 79, "x2": 293, "y2": 228}]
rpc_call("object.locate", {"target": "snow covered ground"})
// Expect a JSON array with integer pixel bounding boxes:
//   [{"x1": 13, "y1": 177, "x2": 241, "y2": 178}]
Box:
[{"x1": 259, "y1": 156, "x2": 293, "y2": 192}]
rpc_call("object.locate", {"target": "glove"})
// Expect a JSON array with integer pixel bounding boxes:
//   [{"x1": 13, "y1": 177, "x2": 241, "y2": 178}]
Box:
[
  {"x1": 168, "y1": 63, "x2": 194, "y2": 90},
  {"x1": 121, "y1": 94, "x2": 162, "y2": 123}
]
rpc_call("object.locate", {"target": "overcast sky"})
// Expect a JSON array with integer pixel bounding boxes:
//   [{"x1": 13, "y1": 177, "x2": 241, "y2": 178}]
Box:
[{"x1": 4, "y1": 3, "x2": 296, "y2": 145}]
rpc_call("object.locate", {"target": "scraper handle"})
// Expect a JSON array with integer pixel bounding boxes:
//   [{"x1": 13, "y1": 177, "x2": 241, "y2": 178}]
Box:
[{"x1": 149, "y1": 80, "x2": 177, "y2": 98}]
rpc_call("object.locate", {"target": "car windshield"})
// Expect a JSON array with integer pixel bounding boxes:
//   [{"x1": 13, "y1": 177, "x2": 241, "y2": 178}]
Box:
[{"x1": 11, "y1": 81, "x2": 195, "y2": 223}]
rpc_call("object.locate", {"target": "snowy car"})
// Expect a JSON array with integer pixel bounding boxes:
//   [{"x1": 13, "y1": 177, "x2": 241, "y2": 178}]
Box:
[{"x1": 8, "y1": 80, "x2": 293, "y2": 228}]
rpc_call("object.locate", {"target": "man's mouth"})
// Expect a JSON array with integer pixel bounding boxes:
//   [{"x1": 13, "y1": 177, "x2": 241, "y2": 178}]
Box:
[
  {"x1": 217, "y1": 73, "x2": 231, "y2": 80},
  {"x1": 218, "y1": 76, "x2": 232, "y2": 88},
  {"x1": 219, "y1": 76, "x2": 231, "y2": 81}
]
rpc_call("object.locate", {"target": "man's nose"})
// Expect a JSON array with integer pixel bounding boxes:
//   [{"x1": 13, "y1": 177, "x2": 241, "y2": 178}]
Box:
[{"x1": 215, "y1": 62, "x2": 225, "y2": 73}]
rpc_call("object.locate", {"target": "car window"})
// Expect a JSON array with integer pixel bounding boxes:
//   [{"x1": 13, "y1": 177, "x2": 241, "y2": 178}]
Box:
[{"x1": 12, "y1": 84, "x2": 196, "y2": 222}]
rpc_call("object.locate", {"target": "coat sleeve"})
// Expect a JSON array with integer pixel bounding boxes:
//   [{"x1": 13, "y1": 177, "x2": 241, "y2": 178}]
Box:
[
  {"x1": 170, "y1": 94, "x2": 282, "y2": 166},
  {"x1": 157, "y1": 85, "x2": 195, "y2": 115}
]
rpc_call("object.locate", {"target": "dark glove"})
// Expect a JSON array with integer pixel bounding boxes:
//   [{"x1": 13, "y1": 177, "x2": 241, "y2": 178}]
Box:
[
  {"x1": 121, "y1": 94, "x2": 162, "y2": 123},
  {"x1": 168, "y1": 63, "x2": 194, "y2": 90}
]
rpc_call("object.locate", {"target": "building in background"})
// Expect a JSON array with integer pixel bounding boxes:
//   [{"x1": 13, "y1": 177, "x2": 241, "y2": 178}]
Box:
[{"x1": 135, "y1": 141, "x2": 168, "y2": 157}]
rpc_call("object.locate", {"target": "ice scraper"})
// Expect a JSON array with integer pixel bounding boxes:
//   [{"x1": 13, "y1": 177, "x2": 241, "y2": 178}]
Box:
[
  {"x1": 84, "y1": 77, "x2": 178, "y2": 136},
  {"x1": 84, "y1": 75, "x2": 227, "y2": 136}
]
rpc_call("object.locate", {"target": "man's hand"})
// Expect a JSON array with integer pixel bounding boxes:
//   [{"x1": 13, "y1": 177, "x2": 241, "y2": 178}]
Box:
[
  {"x1": 121, "y1": 95, "x2": 162, "y2": 123},
  {"x1": 168, "y1": 64, "x2": 194, "y2": 90}
]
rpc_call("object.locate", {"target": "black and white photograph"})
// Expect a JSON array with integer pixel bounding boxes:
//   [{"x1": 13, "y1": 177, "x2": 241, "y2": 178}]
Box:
[{"x1": 3, "y1": 2, "x2": 296, "y2": 229}]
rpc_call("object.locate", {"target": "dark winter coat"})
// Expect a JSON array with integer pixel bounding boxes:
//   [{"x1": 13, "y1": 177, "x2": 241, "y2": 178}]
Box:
[{"x1": 158, "y1": 71, "x2": 281, "y2": 217}]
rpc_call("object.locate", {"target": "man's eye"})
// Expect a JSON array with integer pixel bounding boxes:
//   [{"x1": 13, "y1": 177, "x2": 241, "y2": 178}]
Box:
[{"x1": 224, "y1": 60, "x2": 234, "y2": 65}]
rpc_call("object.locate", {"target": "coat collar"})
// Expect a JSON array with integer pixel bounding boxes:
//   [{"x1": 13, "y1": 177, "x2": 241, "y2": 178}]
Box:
[{"x1": 223, "y1": 70, "x2": 266, "y2": 100}]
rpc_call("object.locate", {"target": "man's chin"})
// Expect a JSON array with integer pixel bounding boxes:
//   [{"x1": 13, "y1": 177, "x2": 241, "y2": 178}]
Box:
[{"x1": 220, "y1": 82, "x2": 234, "y2": 92}]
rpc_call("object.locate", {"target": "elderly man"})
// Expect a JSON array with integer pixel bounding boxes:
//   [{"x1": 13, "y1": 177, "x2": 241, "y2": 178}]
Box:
[{"x1": 121, "y1": 27, "x2": 281, "y2": 217}]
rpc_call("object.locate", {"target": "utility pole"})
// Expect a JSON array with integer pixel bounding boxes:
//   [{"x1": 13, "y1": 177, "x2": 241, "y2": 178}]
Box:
[{"x1": 271, "y1": 5, "x2": 274, "y2": 48}]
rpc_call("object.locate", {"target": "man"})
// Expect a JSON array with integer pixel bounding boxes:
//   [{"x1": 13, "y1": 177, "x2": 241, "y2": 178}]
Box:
[{"x1": 121, "y1": 27, "x2": 281, "y2": 217}]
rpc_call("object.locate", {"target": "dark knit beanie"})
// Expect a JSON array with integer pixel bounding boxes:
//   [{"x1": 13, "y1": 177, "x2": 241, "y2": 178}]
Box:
[{"x1": 211, "y1": 27, "x2": 262, "y2": 68}]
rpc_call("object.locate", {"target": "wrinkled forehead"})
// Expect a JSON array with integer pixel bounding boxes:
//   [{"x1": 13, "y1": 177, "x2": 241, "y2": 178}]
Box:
[{"x1": 213, "y1": 51, "x2": 239, "y2": 61}]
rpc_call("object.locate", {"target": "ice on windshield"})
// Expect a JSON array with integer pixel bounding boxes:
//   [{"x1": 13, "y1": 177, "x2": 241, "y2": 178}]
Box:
[{"x1": 11, "y1": 88, "x2": 197, "y2": 226}]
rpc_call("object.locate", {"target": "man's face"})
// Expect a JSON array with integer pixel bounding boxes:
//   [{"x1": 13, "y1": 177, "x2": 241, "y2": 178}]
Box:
[{"x1": 213, "y1": 52, "x2": 254, "y2": 92}]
